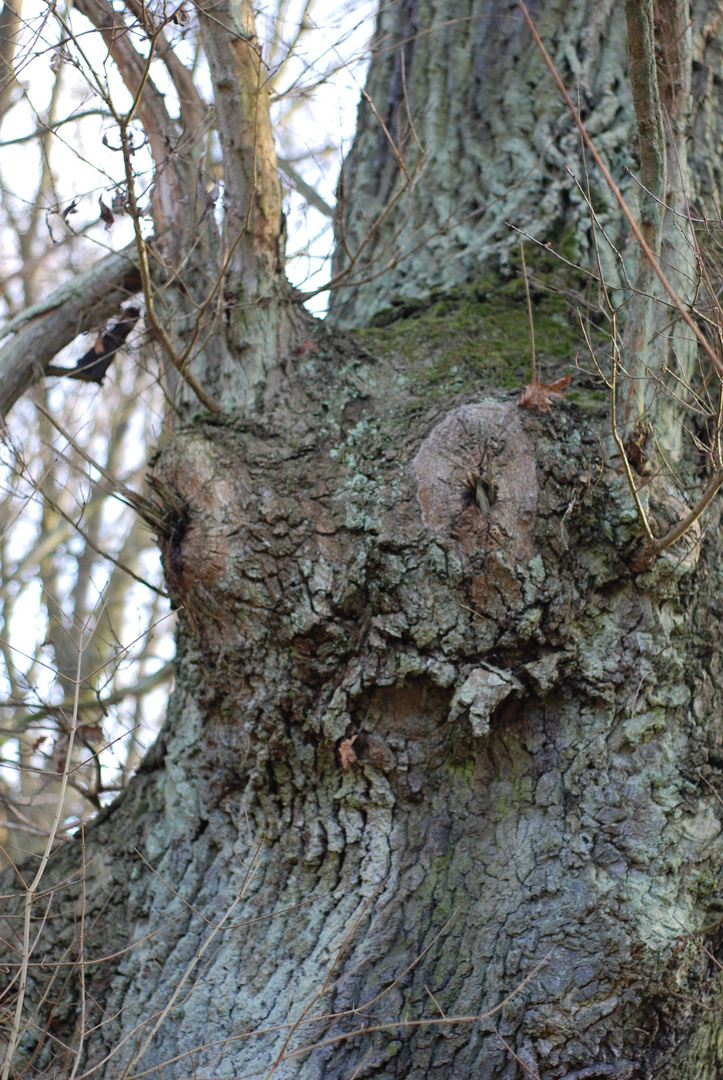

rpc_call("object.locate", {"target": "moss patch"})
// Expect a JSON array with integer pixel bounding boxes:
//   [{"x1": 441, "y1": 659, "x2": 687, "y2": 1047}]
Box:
[{"x1": 353, "y1": 277, "x2": 608, "y2": 402}]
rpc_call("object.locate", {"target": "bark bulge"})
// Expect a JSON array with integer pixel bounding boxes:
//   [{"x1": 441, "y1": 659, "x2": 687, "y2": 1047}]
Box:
[{"x1": 6, "y1": 321, "x2": 721, "y2": 1078}]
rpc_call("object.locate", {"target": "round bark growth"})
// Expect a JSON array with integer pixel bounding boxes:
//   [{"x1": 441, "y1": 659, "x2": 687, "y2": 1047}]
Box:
[{"x1": 414, "y1": 401, "x2": 538, "y2": 561}]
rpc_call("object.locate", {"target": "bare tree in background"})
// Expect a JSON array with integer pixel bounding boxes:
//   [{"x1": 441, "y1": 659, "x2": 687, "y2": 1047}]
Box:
[
  {"x1": 0, "y1": 0, "x2": 371, "y2": 854},
  {"x1": 4, "y1": 1, "x2": 723, "y2": 1078}
]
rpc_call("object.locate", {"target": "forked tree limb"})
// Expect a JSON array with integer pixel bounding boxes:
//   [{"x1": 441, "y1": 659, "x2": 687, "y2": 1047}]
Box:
[
  {"x1": 0, "y1": 245, "x2": 141, "y2": 419},
  {"x1": 122, "y1": 0, "x2": 205, "y2": 138}
]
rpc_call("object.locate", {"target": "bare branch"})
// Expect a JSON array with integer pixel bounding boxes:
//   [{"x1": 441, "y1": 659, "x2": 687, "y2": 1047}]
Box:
[
  {"x1": 277, "y1": 155, "x2": 334, "y2": 218},
  {"x1": 0, "y1": 0, "x2": 23, "y2": 124},
  {"x1": 73, "y1": 0, "x2": 192, "y2": 238},
  {"x1": 0, "y1": 246, "x2": 141, "y2": 419},
  {"x1": 123, "y1": 0, "x2": 206, "y2": 138}
]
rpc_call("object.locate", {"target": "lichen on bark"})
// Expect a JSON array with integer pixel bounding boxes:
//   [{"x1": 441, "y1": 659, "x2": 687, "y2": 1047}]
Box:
[
  {"x1": 5, "y1": 1, "x2": 723, "y2": 1078},
  {"x1": 6, "y1": 316, "x2": 723, "y2": 1077}
]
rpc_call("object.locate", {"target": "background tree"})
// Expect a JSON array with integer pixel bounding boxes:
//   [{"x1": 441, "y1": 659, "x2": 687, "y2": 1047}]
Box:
[{"x1": 3, "y1": 1, "x2": 723, "y2": 1079}]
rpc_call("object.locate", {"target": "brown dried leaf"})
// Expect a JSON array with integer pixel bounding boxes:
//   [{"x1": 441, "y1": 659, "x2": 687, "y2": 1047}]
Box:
[
  {"x1": 518, "y1": 374, "x2": 571, "y2": 412},
  {"x1": 339, "y1": 733, "x2": 358, "y2": 770},
  {"x1": 625, "y1": 421, "x2": 650, "y2": 474},
  {"x1": 292, "y1": 338, "x2": 320, "y2": 356},
  {"x1": 52, "y1": 734, "x2": 69, "y2": 773},
  {"x1": 80, "y1": 724, "x2": 104, "y2": 748},
  {"x1": 98, "y1": 197, "x2": 114, "y2": 230}
]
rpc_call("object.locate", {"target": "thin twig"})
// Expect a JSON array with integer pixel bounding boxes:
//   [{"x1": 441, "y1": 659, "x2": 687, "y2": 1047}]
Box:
[
  {"x1": 519, "y1": 234, "x2": 536, "y2": 382},
  {"x1": 68, "y1": 823, "x2": 87, "y2": 1080}
]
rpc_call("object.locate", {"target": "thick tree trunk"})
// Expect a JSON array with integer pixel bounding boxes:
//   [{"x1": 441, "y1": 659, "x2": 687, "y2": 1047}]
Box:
[
  {"x1": 328, "y1": 0, "x2": 723, "y2": 331},
  {"x1": 329, "y1": 0, "x2": 634, "y2": 327},
  {"x1": 6, "y1": 3, "x2": 723, "y2": 1080},
  {"x1": 7, "y1": 328, "x2": 723, "y2": 1080}
]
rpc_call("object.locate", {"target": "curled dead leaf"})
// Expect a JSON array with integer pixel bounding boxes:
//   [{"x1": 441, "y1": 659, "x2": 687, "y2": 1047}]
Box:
[
  {"x1": 339, "y1": 733, "x2": 358, "y2": 770},
  {"x1": 98, "y1": 197, "x2": 114, "y2": 230},
  {"x1": 518, "y1": 374, "x2": 571, "y2": 412},
  {"x1": 80, "y1": 724, "x2": 104, "y2": 748},
  {"x1": 52, "y1": 734, "x2": 69, "y2": 774},
  {"x1": 292, "y1": 338, "x2": 320, "y2": 356}
]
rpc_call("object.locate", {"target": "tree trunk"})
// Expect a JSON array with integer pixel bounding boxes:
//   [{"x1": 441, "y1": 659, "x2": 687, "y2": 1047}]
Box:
[
  {"x1": 328, "y1": 0, "x2": 723, "y2": 330},
  {"x1": 5, "y1": 4, "x2": 723, "y2": 1080}
]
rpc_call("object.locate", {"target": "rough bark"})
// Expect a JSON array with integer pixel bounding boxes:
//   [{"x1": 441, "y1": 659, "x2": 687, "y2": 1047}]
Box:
[
  {"x1": 0, "y1": 0, "x2": 22, "y2": 125},
  {"x1": 328, "y1": 0, "x2": 631, "y2": 327},
  {"x1": 328, "y1": 0, "x2": 723, "y2": 330},
  {"x1": 5, "y1": 3, "x2": 723, "y2": 1080},
  {"x1": 5, "y1": 321, "x2": 723, "y2": 1080}
]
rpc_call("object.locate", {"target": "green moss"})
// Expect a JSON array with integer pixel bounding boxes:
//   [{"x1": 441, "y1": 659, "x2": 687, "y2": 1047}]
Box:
[
  {"x1": 355, "y1": 278, "x2": 606, "y2": 401},
  {"x1": 567, "y1": 387, "x2": 608, "y2": 411},
  {"x1": 448, "y1": 756, "x2": 476, "y2": 783}
]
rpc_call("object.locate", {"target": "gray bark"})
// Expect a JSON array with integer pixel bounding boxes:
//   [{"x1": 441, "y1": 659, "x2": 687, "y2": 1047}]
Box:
[
  {"x1": 0, "y1": 0, "x2": 22, "y2": 125},
  {"x1": 328, "y1": 0, "x2": 632, "y2": 327},
  {"x1": 5, "y1": 3, "x2": 723, "y2": 1080},
  {"x1": 328, "y1": 0, "x2": 723, "y2": 330},
  {"x1": 5, "y1": 347, "x2": 723, "y2": 1079}
]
